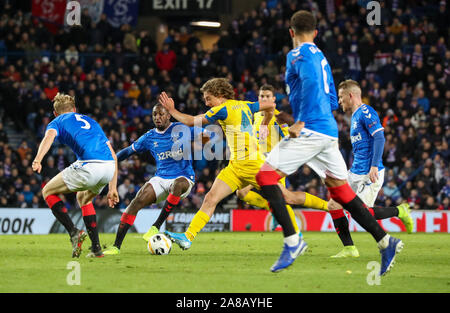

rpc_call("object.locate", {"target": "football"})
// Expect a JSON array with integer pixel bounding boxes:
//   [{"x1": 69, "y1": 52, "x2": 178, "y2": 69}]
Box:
[{"x1": 147, "y1": 234, "x2": 172, "y2": 255}]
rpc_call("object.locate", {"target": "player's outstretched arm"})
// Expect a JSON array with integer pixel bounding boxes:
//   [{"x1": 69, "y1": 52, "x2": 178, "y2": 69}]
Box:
[
  {"x1": 258, "y1": 98, "x2": 275, "y2": 123},
  {"x1": 159, "y1": 91, "x2": 208, "y2": 127},
  {"x1": 106, "y1": 141, "x2": 119, "y2": 208},
  {"x1": 32, "y1": 129, "x2": 57, "y2": 173},
  {"x1": 116, "y1": 145, "x2": 136, "y2": 162},
  {"x1": 257, "y1": 98, "x2": 276, "y2": 140}
]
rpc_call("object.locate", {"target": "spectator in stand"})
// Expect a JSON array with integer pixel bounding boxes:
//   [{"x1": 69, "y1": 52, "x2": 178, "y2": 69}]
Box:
[
  {"x1": 422, "y1": 196, "x2": 439, "y2": 210},
  {"x1": 437, "y1": 197, "x2": 449, "y2": 210},
  {"x1": 16, "y1": 193, "x2": 28, "y2": 208},
  {"x1": 127, "y1": 80, "x2": 141, "y2": 99},
  {"x1": 118, "y1": 178, "x2": 134, "y2": 200},
  {"x1": 383, "y1": 179, "x2": 401, "y2": 203},
  {"x1": 16, "y1": 140, "x2": 32, "y2": 161},
  {"x1": 41, "y1": 156, "x2": 59, "y2": 181},
  {"x1": 21, "y1": 184, "x2": 34, "y2": 205},
  {"x1": 5, "y1": 185, "x2": 17, "y2": 207},
  {"x1": 0, "y1": 123, "x2": 8, "y2": 144},
  {"x1": 407, "y1": 189, "x2": 421, "y2": 209},
  {"x1": 44, "y1": 81, "x2": 59, "y2": 101},
  {"x1": 54, "y1": 147, "x2": 70, "y2": 171},
  {"x1": 438, "y1": 178, "x2": 450, "y2": 202},
  {"x1": 155, "y1": 43, "x2": 177, "y2": 72}
]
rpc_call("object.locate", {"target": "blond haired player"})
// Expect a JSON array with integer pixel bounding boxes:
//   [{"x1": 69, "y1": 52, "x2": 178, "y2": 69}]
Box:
[
  {"x1": 32, "y1": 93, "x2": 119, "y2": 258},
  {"x1": 236, "y1": 84, "x2": 328, "y2": 234}
]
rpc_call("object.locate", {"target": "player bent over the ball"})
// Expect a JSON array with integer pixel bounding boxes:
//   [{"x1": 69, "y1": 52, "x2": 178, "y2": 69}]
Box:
[
  {"x1": 32, "y1": 93, "x2": 119, "y2": 258},
  {"x1": 103, "y1": 103, "x2": 208, "y2": 255},
  {"x1": 279, "y1": 80, "x2": 414, "y2": 258},
  {"x1": 254, "y1": 10, "x2": 403, "y2": 274}
]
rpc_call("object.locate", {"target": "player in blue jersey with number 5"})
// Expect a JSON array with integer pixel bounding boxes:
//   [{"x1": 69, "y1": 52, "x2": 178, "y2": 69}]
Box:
[
  {"x1": 255, "y1": 10, "x2": 404, "y2": 275},
  {"x1": 103, "y1": 103, "x2": 209, "y2": 255},
  {"x1": 32, "y1": 93, "x2": 119, "y2": 258}
]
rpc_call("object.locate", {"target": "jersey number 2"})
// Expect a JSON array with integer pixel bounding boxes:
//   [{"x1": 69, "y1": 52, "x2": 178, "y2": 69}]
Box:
[{"x1": 75, "y1": 114, "x2": 91, "y2": 129}]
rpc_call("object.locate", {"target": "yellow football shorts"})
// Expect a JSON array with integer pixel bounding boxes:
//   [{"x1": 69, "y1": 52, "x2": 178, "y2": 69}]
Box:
[{"x1": 217, "y1": 158, "x2": 265, "y2": 192}]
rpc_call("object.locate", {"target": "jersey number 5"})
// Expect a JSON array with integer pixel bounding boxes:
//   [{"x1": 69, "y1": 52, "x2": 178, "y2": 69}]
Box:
[{"x1": 75, "y1": 114, "x2": 91, "y2": 130}]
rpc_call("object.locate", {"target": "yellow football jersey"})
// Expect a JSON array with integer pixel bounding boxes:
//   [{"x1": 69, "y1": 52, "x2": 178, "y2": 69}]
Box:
[
  {"x1": 205, "y1": 99, "x2": 263, "y2": 161},
  {"x1": 253, "y1": 109, "x2": 289, "y2": 154}
]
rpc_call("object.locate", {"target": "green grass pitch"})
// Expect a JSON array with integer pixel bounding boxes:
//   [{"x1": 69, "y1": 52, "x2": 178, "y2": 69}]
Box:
[{"x1": 1, "y1": 232, "x2": 449, "y2": 293}]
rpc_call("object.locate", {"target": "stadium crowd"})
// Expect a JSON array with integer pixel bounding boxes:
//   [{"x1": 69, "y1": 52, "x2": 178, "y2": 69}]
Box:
[{"x1": 0, "y1": 0, "x2": 448, "y2": 211}]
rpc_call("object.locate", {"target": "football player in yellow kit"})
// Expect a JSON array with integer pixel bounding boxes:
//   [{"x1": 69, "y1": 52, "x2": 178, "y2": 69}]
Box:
[
  {"x1": 159, "y1": 79, "x2": 326, "y2": 250},
  {"x1": 236, "y1": 84, "x2": 328, "y2": 234},
  {"x1": 158, "y1": 78, "x2": 272, "y2": 249}
]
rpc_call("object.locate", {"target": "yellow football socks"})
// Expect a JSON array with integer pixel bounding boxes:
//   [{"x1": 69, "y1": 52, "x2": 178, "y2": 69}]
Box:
[
  {"x1": 185, "y1": 210, "x2": 210, "y2": 241},
  {"x1": 304, "y1": 192, "x2": 328, "y2": 211},
  {"x1": 242, "y1": 190, "x2": 270, "y2": 210},
  {"x1": 286, "y1": 204, "x2": 300, "y2": 234}
]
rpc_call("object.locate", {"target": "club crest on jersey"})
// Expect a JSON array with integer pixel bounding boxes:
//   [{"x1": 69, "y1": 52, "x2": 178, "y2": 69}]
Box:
[{"x1": 154, "y1": 142, "x2": 158, "y2": 147}]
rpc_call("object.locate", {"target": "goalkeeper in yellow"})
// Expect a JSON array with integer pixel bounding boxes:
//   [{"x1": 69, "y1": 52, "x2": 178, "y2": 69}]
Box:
[
  {"x1": 236, "y1": 84, "x2": 328, "y2": 233},
  {"x1": 159, "y1": 78, "x2": 326, "y2": 251}
]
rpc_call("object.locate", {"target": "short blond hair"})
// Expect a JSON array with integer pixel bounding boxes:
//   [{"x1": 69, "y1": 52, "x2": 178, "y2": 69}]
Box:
[
  {"x1": 200, "y1": 78, "x2": 235, "y2": 99},
  {"x1": 53, "y1": 92, "x2": 75, "y2": 114},
  {"x1": 337, "y1": 79, "x2": 361, "y2": 95}
]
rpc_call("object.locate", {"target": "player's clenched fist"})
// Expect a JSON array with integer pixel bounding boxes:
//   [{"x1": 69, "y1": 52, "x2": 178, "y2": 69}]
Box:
[
  {"x1": 107, "y1": 189, "x2": 120, "y2": 208},
  {"x1": 288, "y1": 121, "x2": 304, "y2": 138},
  {"x1": 32, "y1": 160, "x2": 42, "y2": 173}
]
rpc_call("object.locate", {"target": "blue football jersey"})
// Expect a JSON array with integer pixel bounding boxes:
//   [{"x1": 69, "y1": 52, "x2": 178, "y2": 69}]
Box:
[
  {"x1": 350, "y1": 104, "x2": 385, "y2": 175},
  {"x1": 131, "y1": 122, "x2": 198, "y2": 181},
  {"x1": 285, "y1": 42, "x2": 339, "y2": 138},
  {"x1": 46, "y1": 112, "x2": 113, "y2": 161}
]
